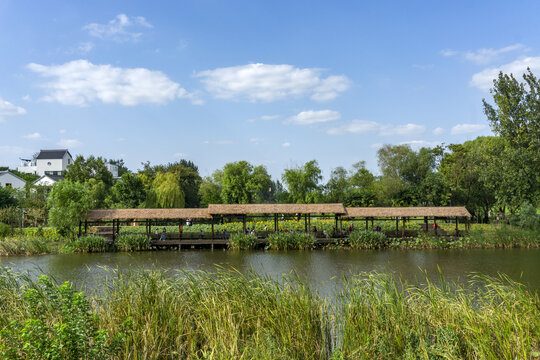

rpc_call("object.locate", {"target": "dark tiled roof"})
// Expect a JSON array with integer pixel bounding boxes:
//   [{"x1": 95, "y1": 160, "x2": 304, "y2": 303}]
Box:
[{"x1": 36, "y1": 149, "x2": 72, "y2": 160}]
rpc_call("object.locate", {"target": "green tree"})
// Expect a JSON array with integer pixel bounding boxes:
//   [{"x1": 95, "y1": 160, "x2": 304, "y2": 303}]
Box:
[
  {"x1": 151, "y1": 172, "x2": 185, "y2": 208},
  {"x1": 0, "y1": 187, "x2": 17, "y2": 208},
  {"x1": 325, "y1": 166, "x2": 350, "y2": 203},
  {"x1": 282, "y1": 160, "x2": 322, "y2": 203},
  {"x1": 48, "y1": 181, "x2": 92, "y2": 237},
  {"x1": 199, "y1": 170, "x2": 223, "y2": 207},
  {"x1": 108, "y1": 173, "x2": 147, "y2": 208},
  {"x1": 65, "y1": 155, "x2": 114, "y2": 187},
  {"x1": 220, "y1": 161, "x2": 271, "y2": 204},
  {"x1": 482, "y1": 69, "x2": 540, "y2": 207}
]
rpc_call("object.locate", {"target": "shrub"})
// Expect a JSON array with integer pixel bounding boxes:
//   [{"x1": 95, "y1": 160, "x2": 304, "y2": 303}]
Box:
[
  {"x1": 115, "y1": 234, "x2": 149, "y2": 252},
  {"x1": 0, "y1": 275, "x2": 130, "y2": 359},
  {"x1": 519, "y1": 202, "x2": 540, "y2": 231},
  {"x1": 229, "y1": 233, "x2": 258, "y2": 250},
  {"x1": 70, "y1": 235, "x2": 109, "y2": 253},
  {"x1": 0, "y1": 222, "x2": 12, "y2": 238},
  {"x1": 267, "y1": 232, "x2": 315, "y2": 250},
  {"x1": 347, "y1": 230, "x2": 388, "y2": 249}
]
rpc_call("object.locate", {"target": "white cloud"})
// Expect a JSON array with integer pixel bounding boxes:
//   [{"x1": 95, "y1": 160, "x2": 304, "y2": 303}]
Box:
[
  {"x1": 433, "y1": 127, "x2": 444, "y2": 135},
  {"x1": 379, "y1": 123, "x2": 425, "y2": 136},
  {"x1": 78, "y1": 42, "x2": 94, "y2": 53},
  {"x1": 117, "y1": 137, "x2": 125, "y2": 142},
  {"x1": 249, "y1": 137, "x2": 263, "y2": 145},
  {"x1": 450, "y1": 124, "x2": 487, "y2": 135},
  {"x1": 400, "y1": 140, "x2": 442, "y2": 150},
  {"x1": 57, "y1": 139, "x2": 82, "y2": 148},
  {"x1": 173, "y1": 152, "x2": 188, "y2": 158},
  {"x1": 59, "y1": 129, "x2": 66, "y2": 134},
  {"x1": 23, "y1": 132, "x2": 42, "y2": 140},
  {"x1": 28, "y1": 59, "x2": 195, "y2": 106},
  {"x1": 327, "y1": 120, "x2": 380, "y2": 135},
  {"x1": 282, "y1": 142, "x2": 291, "y2": 148},
  {"x1": 261, "y1": 114, "x2": 280, "y2": 121},
  {"x1": 0, "y1": 145, "x2": 29, "y2": 154},
  {"x1": 0, "y1": 97, "x2": 26, "y2": 122},
  {"x1": 470, "y1": 56, "x2": 540, "y2": 91},
  {"x1": 328, "y1": 120, "x2": 425, "y2": 137},
  {"x1": 441, "y1": 44, "x2": 526, "y2": 64},
  {"x1": 196, "y1": 63, "x2": 351, "y2": 102},
  {"x1": 286, "y1": 110, "x2": 340, "y2": 125},
  {"x1": 84, "y1": 14, "x2": 152, "y2": 42}
]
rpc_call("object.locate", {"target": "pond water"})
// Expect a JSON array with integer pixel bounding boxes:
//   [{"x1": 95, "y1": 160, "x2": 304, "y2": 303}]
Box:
[{"x1": 1, "y1": 248, "x2": 539, "y2": 296}]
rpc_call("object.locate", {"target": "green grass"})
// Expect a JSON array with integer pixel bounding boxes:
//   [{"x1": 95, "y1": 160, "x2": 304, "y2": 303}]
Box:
[
  {"x1": 229, "y1": 233, "x2": 258, "y2": 250},
  {"x1": 267, "y1": 232, "x2": 316, "y2": 250},
  {"x1": 0, "y1": 268, "x2": 537, "y2": 359}
]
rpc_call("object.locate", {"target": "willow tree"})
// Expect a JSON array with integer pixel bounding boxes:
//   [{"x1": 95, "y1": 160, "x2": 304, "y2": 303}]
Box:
[{"x1": 152, "y1": 172, "x2": 185, "y2": 208}]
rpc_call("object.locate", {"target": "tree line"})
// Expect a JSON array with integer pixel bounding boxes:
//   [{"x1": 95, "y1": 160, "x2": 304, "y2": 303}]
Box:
[{"x1": 0, "y1": 70, "x2": 538, "y2": 226}]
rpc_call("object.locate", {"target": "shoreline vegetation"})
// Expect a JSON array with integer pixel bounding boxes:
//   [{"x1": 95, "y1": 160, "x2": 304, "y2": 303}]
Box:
[
  {"x1": 0, "y1": 222, "x2": 539, "y2": 256},
  {"x1": 0, "y1": 268, "x2": 538, "y2": 359}
]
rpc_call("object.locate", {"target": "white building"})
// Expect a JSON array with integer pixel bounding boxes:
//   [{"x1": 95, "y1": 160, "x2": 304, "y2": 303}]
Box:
[
  {"x1": 0, "y1": 171, "x2": 26, "y2": 189},
  {"x1": 105, "y1": 163, "x2": 119, "y2": 178},
  {"x1": 18, "y1": 149, "x2": 73, "y2": 177},
  {"x1": 33, "y1": 174, "x2": 65, "y2": 187}
]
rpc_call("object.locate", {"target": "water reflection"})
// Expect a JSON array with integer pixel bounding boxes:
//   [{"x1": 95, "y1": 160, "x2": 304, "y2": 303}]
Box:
[{"x1": 0, "y1": 248, "x2": 538, "y2": 296}]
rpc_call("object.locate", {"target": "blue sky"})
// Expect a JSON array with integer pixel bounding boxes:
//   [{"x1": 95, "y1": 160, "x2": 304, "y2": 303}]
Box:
[{"x1": 1, "y1": 0, "x2": 539, "y2": 179}]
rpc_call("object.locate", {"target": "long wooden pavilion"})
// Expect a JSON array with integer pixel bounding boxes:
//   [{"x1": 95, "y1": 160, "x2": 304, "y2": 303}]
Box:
[{"x1": 82, "y1": 204, "x2": 471, "y2": 247}]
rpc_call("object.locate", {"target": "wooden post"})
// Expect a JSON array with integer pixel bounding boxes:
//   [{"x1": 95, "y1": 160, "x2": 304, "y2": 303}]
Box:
[
  {"x1": 371, "y1": 218, "x2": 374, "y2": 230},
  {"x1": 455, "y1": 217, "x2": 459, "y2": 236},
  {"x1": 112, "y1": 219, "x2": 116, "y2": 242},
  {"x1": 402, "y1": 217, "x2": 405, "y2": 238},
  {"x1": 395, "y1": 217, "x2": 399, "y2": 236},
  {"x1": 243, "y1": 214, "x2": 247, "y2": 233},
  {"x1": 211, "y1": 217, "x2": 215, "y2": 239},
  {"x1": 308, "y1": 214, "x2": 311, "y2": 231},
  {"x1": 304, "y1": 214, "x2": 308, "y2": 232},
  {"x1": 434, "y1": 217, "x2": 438, "y2": 236},
  {"x1": 340, "y1": 216, "x2": 343, "y2": 233},
  {"x1": 274, "y1": 213, "x2": 278, "y2": 232},
  {"x1": 424, "y1": 216, "x2": 428, "y2": 233},
  {"x1": 365, "y1": 218, "x2": 368, "y2": 230}
]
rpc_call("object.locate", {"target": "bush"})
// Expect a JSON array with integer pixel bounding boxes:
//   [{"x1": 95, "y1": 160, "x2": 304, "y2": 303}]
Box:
[
  {"x1": 267, "y1": 232, "x2": 315, "y2": 250},
  {"x1": 70, "y1": 235, "x2": 109, "y2": 253},
  {"x1": 115, "y1": 234, "x2": 149, "y2": 252},
  {"x1": 0, "y1": 275, "x2": 130, "y2": 359},
  {"x1": 0, "y1": 222, "x2": 12, "y2": 238},
  {"x1": 519, "y1": 202, "x2": 540, "y2": 231},
  {"x1": 347, "y1": 230, "x2": 388, "y2": 249},
  {"x1": 229, "y1": 233, "x2": 258, "y2": 250}
]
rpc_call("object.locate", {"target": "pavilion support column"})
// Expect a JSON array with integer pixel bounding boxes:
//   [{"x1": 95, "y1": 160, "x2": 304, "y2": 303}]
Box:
[
  {"x1": 243, "y1": 215, "x2": 247, "y2": 234},
  {"x1": 340, "y1": 216, "x2": 343, "y2": 233},
  {"x1": 334, "y1": 216, "x2": 338, "y2": 236},
  {"x1": 434, "y1": 217, "x2": 438, "y2": 236},
  {"x1": 308, "y1": 214, "x2": 311, "y2": 231},
  {"x1": 365, "y1": 218, "x2": 368, "y2": 230},
  {"x1": 148, "y1": 219, "x2": 152, "y2": 239},
  {"x1": 395, "y1": 217, "x2": 399, "y2": 236},
  {"x1": 424, "y1": 216, "x2": 428, "y2": 233},
  {"x1": 304, "y1": 214, "x2": 308, "y2": 232},
  {"x1": 112, "y1": 219, "x2": 116, "y2": 242},
  {"x1": 371, "y1": 218, "x2": 374, "y2": 230},
  {"x1": 455, "y1": 217, "x2": 459, "y2": 237},
  {"x1": 402, "y1": 217, "x2": 405, "y2": 238},
  {"x1": 211, "y1": 217, "x2": 215, "y2": 239}
]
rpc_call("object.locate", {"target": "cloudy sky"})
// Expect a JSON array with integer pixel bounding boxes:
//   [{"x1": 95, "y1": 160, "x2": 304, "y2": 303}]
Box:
[{"x1": 1, "y1": 0, "x2": 539, "y2": 178}]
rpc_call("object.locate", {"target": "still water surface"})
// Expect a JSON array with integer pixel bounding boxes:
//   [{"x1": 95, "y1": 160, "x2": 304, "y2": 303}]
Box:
[{"x1": 1, "y1": 249, "x2": 539, "y2": 295}]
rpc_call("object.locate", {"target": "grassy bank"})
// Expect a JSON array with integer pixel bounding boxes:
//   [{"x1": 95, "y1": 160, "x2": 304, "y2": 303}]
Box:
[
  {"x1": 0, "y1": 225, "x2": 538, "y2": 256},
  {"x1": 0, "y1": 268, "x2": 538, "y2": 359}
]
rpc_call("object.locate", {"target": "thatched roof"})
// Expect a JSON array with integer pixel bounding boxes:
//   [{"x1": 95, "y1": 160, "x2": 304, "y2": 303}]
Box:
[
  {"x1": 208, "y1": 203, "x2": 346, "y2": 215},
  {"x1": 344, "y1": 207, "x2": 471, "y2": 218},
  {"x1": 87, "y1": 208, "x2": 212, "y2": 220}
]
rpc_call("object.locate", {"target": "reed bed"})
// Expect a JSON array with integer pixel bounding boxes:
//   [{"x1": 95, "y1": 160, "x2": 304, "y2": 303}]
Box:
[{"x1": 0, "y1": 267, "x2": 537, "y2": 359}]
